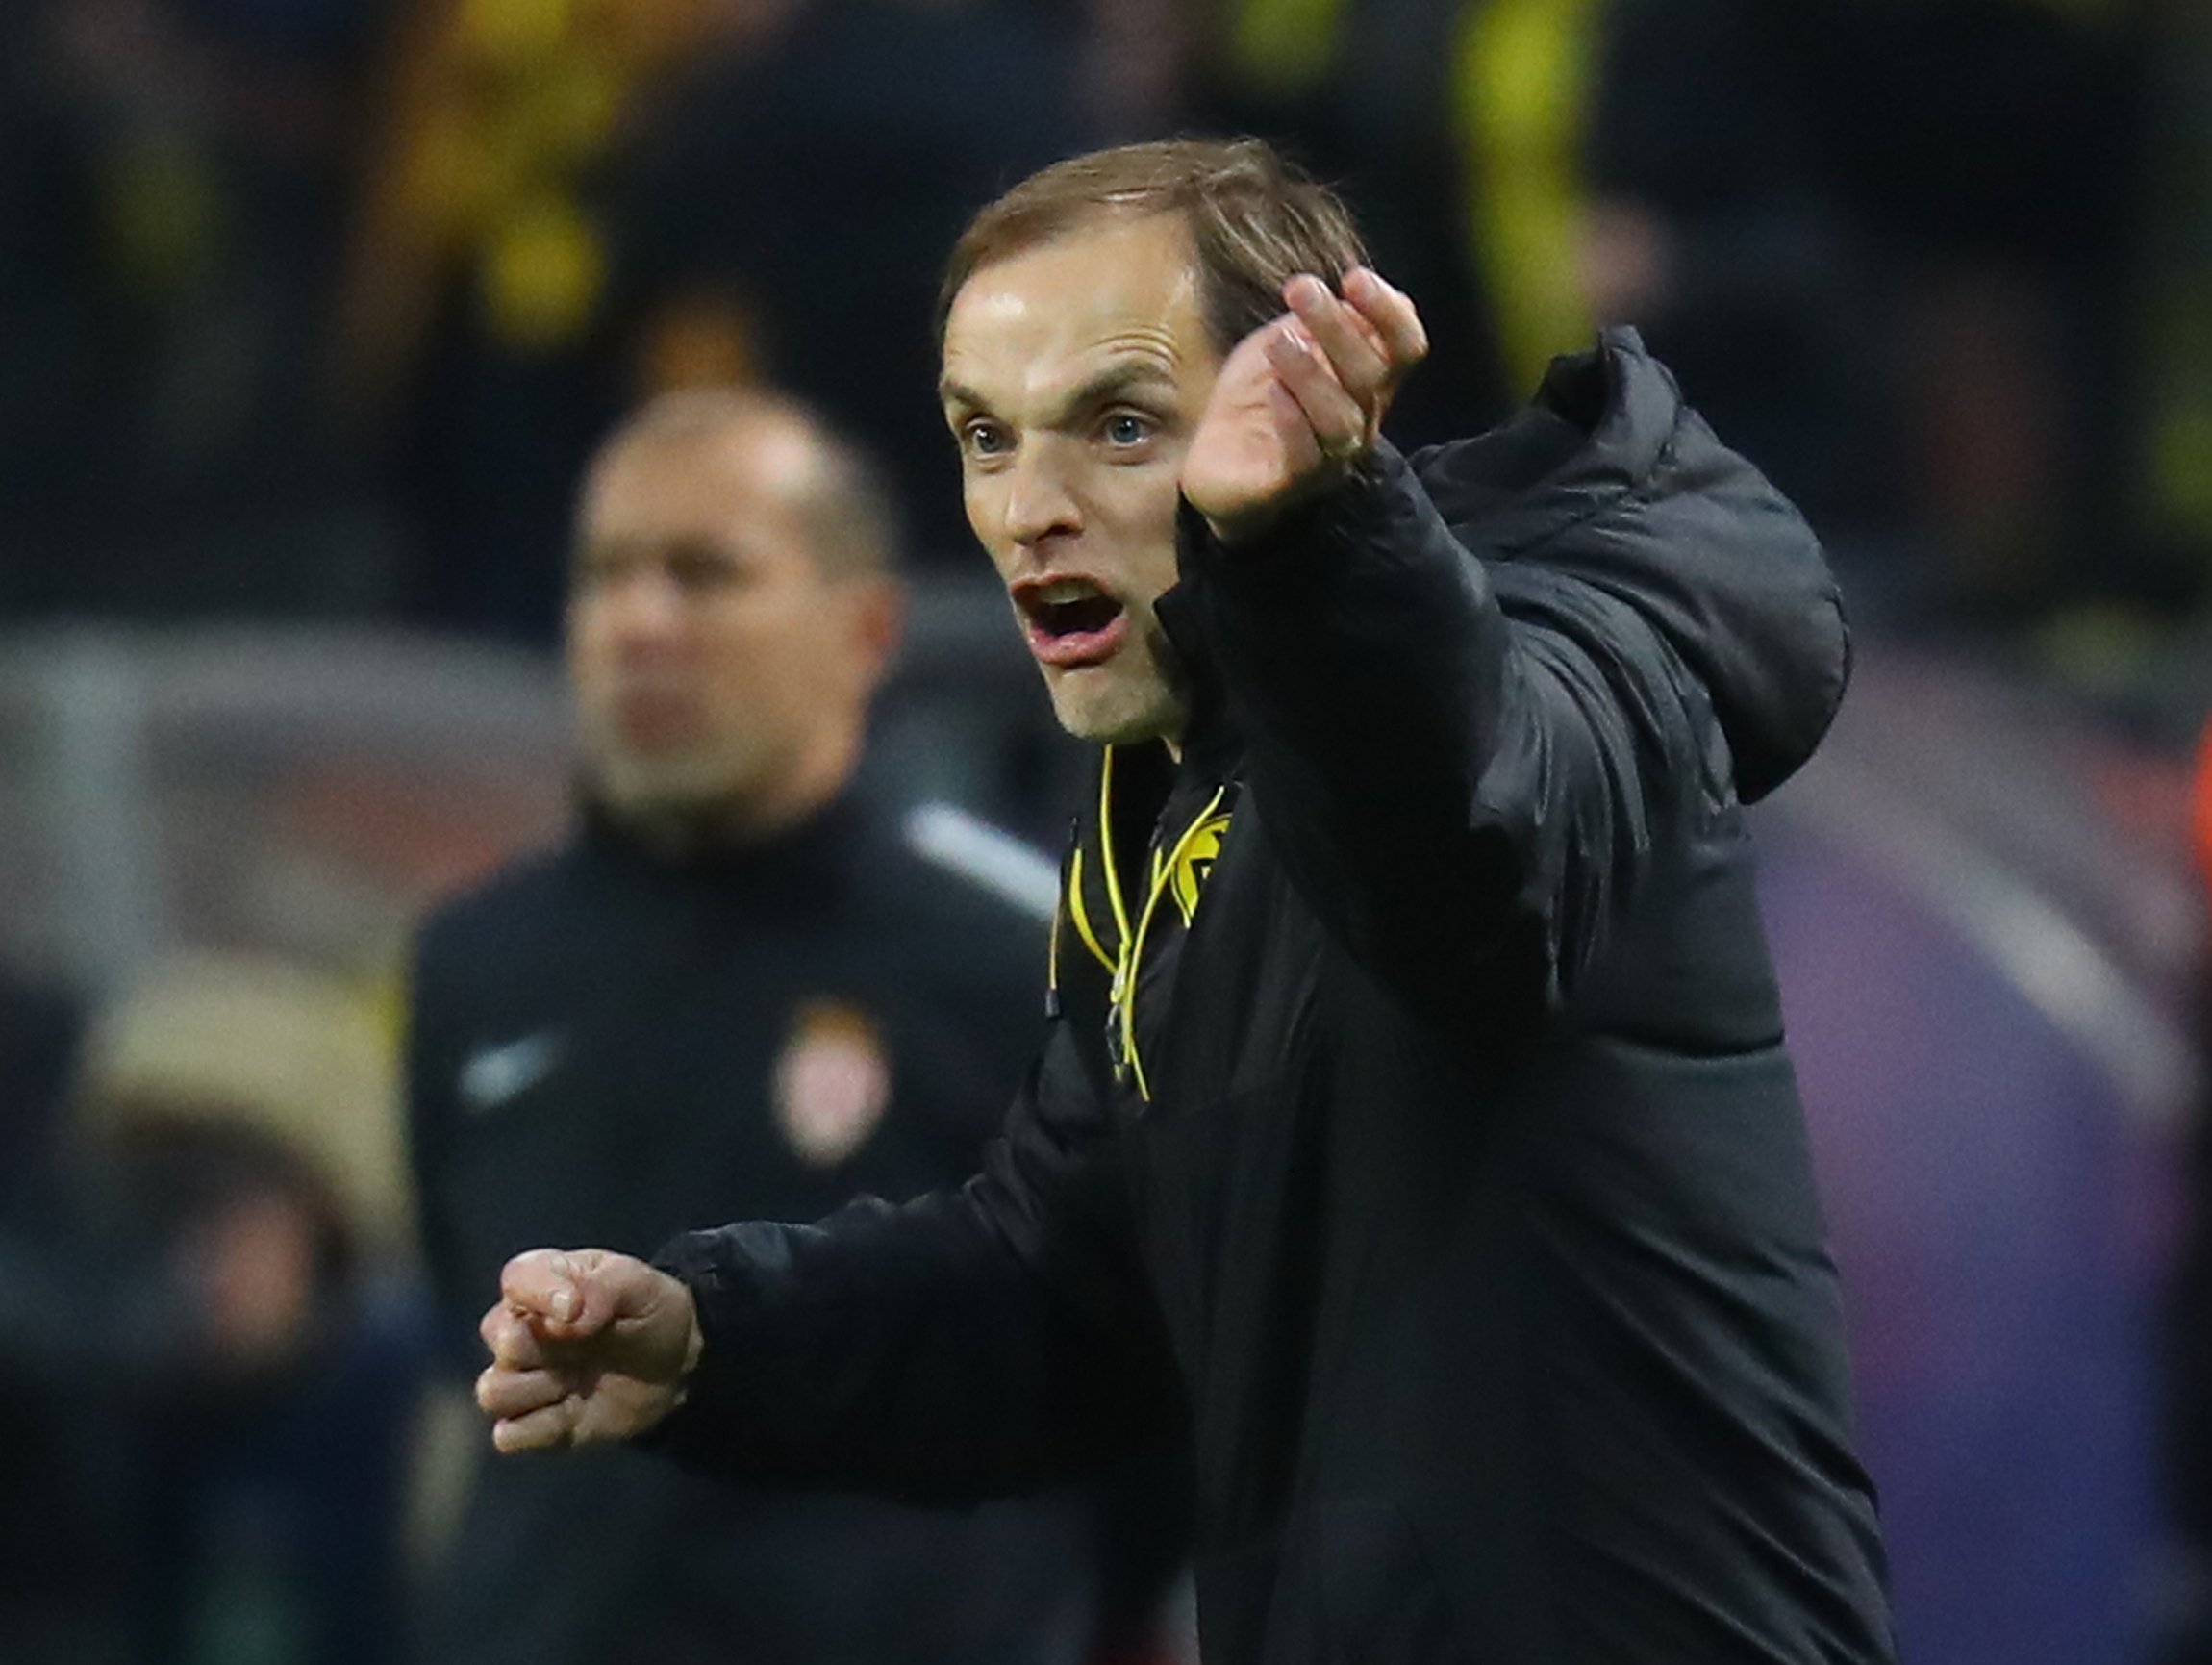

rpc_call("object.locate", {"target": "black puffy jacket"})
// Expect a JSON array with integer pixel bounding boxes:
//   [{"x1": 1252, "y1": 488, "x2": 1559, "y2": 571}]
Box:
[{"x1": 654, "y1": 331, "x2": 1897, "y2": 1665}]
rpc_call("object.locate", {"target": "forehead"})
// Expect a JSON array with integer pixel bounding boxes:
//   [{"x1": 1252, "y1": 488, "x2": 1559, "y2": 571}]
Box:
[
  {"x1": 941, "y1": 214, "x2": 1215, "y2": 407},
  {"x1": 583, "y1": 422, "x2": 817, "y2": 543}
]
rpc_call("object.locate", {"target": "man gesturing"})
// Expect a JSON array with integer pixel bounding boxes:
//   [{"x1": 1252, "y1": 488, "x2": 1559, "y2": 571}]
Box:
[{"x1": 478, "y1": 139, "x2": 1895, "y2": 1665}]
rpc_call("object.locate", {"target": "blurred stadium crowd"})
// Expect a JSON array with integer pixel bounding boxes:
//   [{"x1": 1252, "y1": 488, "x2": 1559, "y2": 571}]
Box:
[{"x1": 3, "y1": 1, "x2": 2212, "y2": 1663}]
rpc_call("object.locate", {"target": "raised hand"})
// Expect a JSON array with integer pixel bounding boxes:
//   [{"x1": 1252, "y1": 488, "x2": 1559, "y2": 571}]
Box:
[
  {"x1": 1180, "y1": 266, "x2": 1429, "y2": 542},
  {"x1": 475, "y1": 1248, "x2": 703, "y2": 1454}
]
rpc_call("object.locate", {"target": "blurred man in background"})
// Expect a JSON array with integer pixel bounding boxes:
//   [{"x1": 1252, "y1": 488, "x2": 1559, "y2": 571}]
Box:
[{"x1": 406, "y1": 387, "x2": 1178, "y2": 1665}]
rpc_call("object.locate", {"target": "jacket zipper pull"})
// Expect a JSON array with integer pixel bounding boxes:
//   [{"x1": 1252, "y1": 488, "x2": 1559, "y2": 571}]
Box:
[{"x1": 1044, "y1": 816, "x2": 1080, "y2": 1022}]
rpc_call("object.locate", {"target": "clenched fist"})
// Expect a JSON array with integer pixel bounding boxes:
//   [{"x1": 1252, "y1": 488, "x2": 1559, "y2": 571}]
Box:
[{"x1": 475, "y1": 1248, "x2": 703, "y2": 1454}]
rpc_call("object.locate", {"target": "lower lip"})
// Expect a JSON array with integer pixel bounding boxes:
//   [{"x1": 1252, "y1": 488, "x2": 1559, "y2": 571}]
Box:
[{"x1": 1025, "y1": 611, "x2": 1130, "y2": 669}]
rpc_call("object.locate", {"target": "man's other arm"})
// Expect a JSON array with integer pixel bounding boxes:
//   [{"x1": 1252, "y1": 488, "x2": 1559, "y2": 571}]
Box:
[
  {"x1": 1181, "y1": 274, "x2": 1749, "y2": 1022},
  {"x1": 1199, "y1": 443, "x2": 1718, "y2": 1021},
  {"x1": 476, "y1": 1017, "x2": 1183, "y2": 1503}
]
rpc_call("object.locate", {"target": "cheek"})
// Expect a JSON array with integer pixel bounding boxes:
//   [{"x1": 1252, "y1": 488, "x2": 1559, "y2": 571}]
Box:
[
  {"x1": 1094, "y1": 467, "x2": 1187, "y2": 586},
  {"x1": 962, "y1": 478, "x2": 1015, "y2": 563},
  {"x1": 708, "y1": 605, "x2": 854, "y2": 708},
  {"x1": 566, "y1": 594, "x2": 607, "y2": 653},
  {"x1": 566, "y1": 618, "x2": 617, "y2": 703}
]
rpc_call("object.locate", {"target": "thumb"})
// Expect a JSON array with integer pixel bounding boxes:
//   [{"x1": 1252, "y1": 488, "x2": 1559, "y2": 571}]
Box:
[
  {"x1": 499, "y1": 1247, "x2": 622, "y2": 1339},
  {"x1": 548, "y1": 1249, "x2": 651, "y2": 1340}
]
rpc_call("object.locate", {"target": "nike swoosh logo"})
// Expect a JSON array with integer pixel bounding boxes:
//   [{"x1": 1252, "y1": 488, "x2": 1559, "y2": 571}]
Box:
[{"x1": 459, "y1": 1032, "x2": 564, "y2": 1114}]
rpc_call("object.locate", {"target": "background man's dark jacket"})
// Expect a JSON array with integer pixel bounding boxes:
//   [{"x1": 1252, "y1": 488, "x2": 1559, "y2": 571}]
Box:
[
  {"x1": 407, "y1": 792, "x2": 1126, "y2": 1665},
  {"x1": 649, "y1": 332, "x2": 1898, "y2": 1664}
]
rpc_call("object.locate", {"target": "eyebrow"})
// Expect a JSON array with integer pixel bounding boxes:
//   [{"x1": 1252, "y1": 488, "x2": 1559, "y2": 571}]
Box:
[
  {"x1": 939, "y1": 361, "x2": 1178, "y2": 424},
  {"x1": 572, "y1": 534, "x2": 746, "y2": 571}
]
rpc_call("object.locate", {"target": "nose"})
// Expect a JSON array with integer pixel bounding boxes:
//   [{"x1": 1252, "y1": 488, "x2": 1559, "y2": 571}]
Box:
[
  {"x1": 1001, "y1": 441, "x2": 1082, "y2": 552},
  {"x1": 597, "y1": 568, "x2": 689, "y2": 656}
]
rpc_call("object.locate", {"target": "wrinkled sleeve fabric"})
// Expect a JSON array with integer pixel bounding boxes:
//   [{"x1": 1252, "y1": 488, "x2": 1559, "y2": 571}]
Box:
[
  {"x1": 645, "y1": 1016, "x2": 1181, "y2": 1503},
  {"x1": 1183, "y1": 441, "x2": 1722, "y2": 1023}
]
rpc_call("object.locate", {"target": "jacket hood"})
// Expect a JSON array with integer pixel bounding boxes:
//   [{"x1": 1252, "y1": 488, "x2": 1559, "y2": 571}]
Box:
[{"x1": 1411, "y1": 328, "x2": 1849, "y2": 803}]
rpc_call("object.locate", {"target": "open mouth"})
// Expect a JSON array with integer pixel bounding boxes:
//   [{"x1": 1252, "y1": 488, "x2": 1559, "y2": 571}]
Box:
[
  {"x1": 1014, "y1": 577, "x2": 1129, "y2": 667},
  {"x1": 1028, "y1": 588, "x2": 1121, "y2": 637}
]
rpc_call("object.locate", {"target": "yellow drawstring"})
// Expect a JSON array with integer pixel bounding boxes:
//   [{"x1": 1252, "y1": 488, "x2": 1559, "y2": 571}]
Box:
[
  {"x1": 1114, "y1": 785, "x2": 1231, "y2": 1101},
  {"x1": 1096, "y1": 747, "x2": 1134, "y2": 950},
  {"x1": 1066, "y1": 846, "x2": 1116, "y2": 975}
]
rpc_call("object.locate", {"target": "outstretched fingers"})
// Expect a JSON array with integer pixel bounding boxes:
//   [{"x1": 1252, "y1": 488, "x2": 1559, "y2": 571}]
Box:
[
  {"x1": 1284, "y1": 275, "x2": 1391, "y2": 408},
  {"x1": 1342, "y1": 267, "x2": 1428, "y2": 376},
  {"x1": 1265, "y1": 269, "x2": 1430, "y2": 460},
  {"x1": 1265, "y1": 319, "x2": 1368, "y2": 460},
  {"x1": 1177, "y1": 265, "x2": 1431, "y2": 534}
]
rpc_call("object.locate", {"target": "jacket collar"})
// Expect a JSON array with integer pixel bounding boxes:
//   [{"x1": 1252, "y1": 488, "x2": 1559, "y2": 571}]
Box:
[
  {"x1": 1154, "y1": 507, "x2": 1243, "y2": 785},
  {"x1": 576, "y1": 780, "x2": 871, "y2": 887}
]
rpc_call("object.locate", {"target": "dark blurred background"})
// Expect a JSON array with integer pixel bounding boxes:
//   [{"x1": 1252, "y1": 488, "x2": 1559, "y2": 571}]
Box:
[{"x1": 2, "y1": 2, "x2": 2210, "y2": 1662}]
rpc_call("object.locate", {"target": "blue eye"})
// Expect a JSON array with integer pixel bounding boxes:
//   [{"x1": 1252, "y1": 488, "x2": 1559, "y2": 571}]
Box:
[
  {"x1": 964, "y1": 421, "x2": 1010, "y2": 458},
  {"x1": 1104, "y1": 413, "x2": 1151, "y2": 447}
]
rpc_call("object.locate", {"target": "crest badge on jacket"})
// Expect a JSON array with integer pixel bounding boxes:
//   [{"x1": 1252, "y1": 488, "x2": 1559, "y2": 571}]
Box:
[{"x1": 772, "y1": 999, "x2": 892, "y2": 1167}]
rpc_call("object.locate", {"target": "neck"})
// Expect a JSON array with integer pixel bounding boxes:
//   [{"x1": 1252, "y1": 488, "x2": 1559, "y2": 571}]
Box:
[{"x1": 597, "y1": 724, "x2": 864, "y2": 859}]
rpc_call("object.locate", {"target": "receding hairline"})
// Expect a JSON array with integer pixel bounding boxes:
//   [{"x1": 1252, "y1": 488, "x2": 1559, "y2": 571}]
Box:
[
  {"x1": 590, "y1": 388, "x2": 826, "y2": 492},
  {"x1": 940, "y1": 200, "x2": 1204, "y2": 341},
  {"x1": 581, "y1": 387, "x2": 898, "y2": 581},
  {"x1": 937, "y1": 138, "x2": 1370, "y2": 356}
]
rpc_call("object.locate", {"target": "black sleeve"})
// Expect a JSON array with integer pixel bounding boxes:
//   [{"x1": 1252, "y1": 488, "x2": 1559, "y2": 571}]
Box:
[
  {"x1": 646, "y1": 1015, "x2": 1183, "y2": 1503},
  {"x1": 1183, "y1": 443, "x2": 1715, "y2": 1022}
]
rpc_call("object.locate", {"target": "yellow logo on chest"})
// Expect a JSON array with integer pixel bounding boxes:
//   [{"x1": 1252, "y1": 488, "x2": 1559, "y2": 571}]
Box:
[{"x1": 1160, "y1": 811, "x2": 1233, "y2": 927}]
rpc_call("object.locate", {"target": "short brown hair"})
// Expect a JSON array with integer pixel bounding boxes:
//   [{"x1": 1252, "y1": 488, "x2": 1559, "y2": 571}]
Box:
[
  {"x1": 937, "y1": 138, "x2": 1370, "y2": 357},
  {"x1": 586, "y1": 387, "x2": 899, "y2": 582}
]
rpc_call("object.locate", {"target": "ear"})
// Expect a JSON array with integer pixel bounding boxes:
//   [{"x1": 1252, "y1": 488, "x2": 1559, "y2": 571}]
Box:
[{"x1": 846, "y1": 575, "x2": 906, "y2": 694}]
